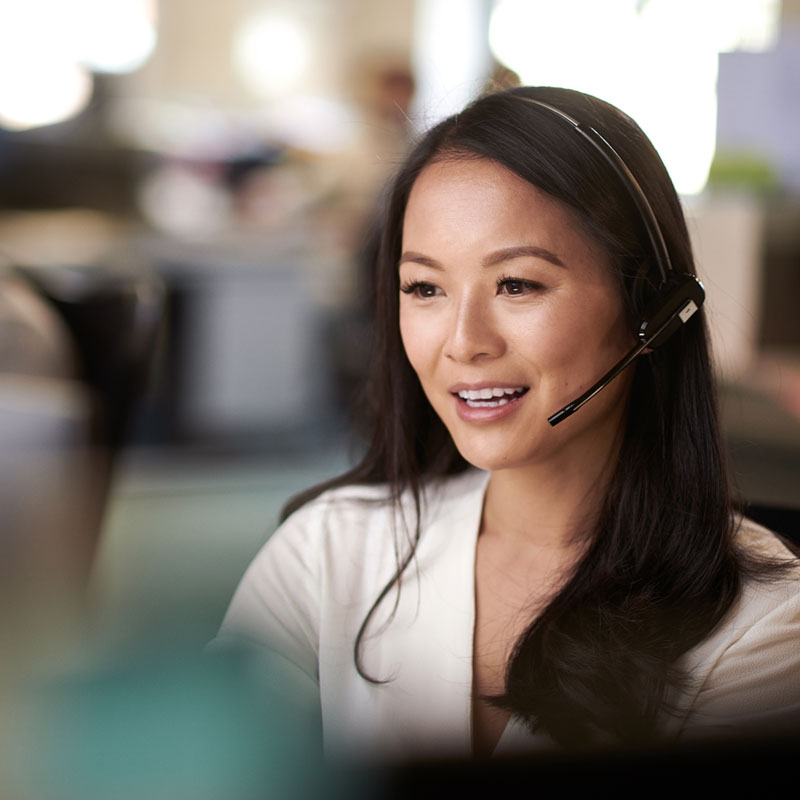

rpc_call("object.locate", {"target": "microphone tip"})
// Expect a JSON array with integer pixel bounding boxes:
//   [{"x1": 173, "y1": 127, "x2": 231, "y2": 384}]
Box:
[{"x1": 548, "y1": 406, "x2": 575, "y2": 426}]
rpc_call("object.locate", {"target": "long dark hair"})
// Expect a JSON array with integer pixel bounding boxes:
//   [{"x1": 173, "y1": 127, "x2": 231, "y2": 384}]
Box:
[{"x1": 283, "y1": 86, "x2": 779, "y2": 747}]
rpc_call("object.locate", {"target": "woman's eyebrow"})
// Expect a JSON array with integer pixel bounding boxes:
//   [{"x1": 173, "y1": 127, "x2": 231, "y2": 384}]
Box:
[
  {"x1": 482, "y1": 245, "x2": 565, "y2": 268},
  {"x1": 398, "y1": 245, "x2": 565, "y2": 270},
  {"x1": 398, "y1": 251, "x2": 443, "y2": 270}
]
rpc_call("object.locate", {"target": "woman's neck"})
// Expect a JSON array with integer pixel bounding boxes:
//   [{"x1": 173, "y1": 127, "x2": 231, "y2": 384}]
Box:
[{"x1": 481, "y1": 438, "x2": 619, "y2": 552}]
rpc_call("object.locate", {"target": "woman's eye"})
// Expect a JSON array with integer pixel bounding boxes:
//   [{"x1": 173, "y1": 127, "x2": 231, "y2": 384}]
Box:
[
  {"x1": 497, "y1": 278, "x2": 542, "y2": 296},
  {"x1": 400, "y1": 281, "x2": 440, "y2": 298}
]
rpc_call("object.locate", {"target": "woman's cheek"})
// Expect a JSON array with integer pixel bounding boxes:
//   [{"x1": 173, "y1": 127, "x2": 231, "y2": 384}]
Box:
[
  {"x1": 400, "y1": 307, "x2": 436, "y2": 370},
  {"x1": 400, "y1": 307, "x2": 447, "y2": 359}
]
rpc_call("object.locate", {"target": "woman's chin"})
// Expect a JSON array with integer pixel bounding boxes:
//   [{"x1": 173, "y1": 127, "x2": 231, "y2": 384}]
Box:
[{"x1": 450, "y1": 439, "x2": 542, "y2": 474}]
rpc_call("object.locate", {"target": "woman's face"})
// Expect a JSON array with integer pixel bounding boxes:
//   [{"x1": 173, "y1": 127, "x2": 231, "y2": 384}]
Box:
[{"x1": 399, "y1": 157, "x2": 634, "y2": 474}]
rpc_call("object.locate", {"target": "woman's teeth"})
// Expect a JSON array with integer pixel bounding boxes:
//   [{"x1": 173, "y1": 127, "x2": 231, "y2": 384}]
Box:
[{"x1": 456, "y1": 386, "x2": 528, "y2": 407}]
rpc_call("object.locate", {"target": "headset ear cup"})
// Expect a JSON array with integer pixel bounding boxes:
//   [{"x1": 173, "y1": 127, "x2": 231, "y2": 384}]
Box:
[{"x1": 638, "y1": 274, "x2": 705, "y2": 349}]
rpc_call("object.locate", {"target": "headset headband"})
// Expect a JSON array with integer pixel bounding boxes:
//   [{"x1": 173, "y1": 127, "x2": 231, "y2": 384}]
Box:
[{"x1": 520, "y1": 97, "x2": 672, "y2": 285}]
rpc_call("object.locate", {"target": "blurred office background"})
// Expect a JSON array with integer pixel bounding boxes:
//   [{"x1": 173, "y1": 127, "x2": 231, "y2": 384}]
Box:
[{"x1": 1, "y1": 0, "x2": 799, "y2": 796}]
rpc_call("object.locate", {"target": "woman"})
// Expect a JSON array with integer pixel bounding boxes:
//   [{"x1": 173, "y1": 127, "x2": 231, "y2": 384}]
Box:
[{"x1": 216, "y1": 87, "x2": 800, "y2": 760}]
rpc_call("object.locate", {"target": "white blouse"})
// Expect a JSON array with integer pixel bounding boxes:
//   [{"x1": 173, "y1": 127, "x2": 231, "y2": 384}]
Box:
[{"x1": 215, "y1": 469, "x2": 800, "y2": 761}]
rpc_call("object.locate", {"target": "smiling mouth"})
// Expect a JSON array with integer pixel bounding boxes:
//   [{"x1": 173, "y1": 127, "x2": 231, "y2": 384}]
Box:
[{"x1": 455, "y1": 386, "x2": 530, "y2": 408}]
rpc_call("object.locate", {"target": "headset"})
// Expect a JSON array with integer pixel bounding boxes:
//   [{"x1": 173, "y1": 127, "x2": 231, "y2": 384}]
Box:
[{"x1": 518, "y1": 99, "x2": 706, "y2": 426}]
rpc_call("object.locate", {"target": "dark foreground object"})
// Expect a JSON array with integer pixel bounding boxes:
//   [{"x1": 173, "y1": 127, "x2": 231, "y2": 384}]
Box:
[{"x1": 380, "y1": 733, "x2": 800, "y2": 796}]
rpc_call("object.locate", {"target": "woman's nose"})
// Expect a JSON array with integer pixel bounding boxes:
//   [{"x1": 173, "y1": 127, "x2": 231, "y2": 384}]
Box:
[{"x1": 443, "y1": 294, "x2": 505, "y2": 362}]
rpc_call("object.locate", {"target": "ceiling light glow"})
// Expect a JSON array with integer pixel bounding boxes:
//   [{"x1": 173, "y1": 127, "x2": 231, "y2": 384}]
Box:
[{"x1": 234, "y1": 12, "x2": 311, "y2": 98}]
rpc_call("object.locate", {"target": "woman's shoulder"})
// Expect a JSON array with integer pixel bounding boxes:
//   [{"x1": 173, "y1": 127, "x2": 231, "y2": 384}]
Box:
[
  {"x1": 685, "y1": 515, "x2": 800, "y2": 668},
  {"x1": 683, "y1": 517, "x2": 800, "y2": 672},
  {"x1": 735, "y1": 514, "x2": 799, "y2": 558},
  {"x1": 283, "y1": 467, "x2": 490, "y2": 532},
  {"x1": 735, "y1": 515, "x2": 800, "y2": 581},
  {"x1": 676, "y1": 517, "x2": 800, "y2": 737},
  {"x1": 731, "y1": 515, "x2": 800, "y2": 609},
  {"x1": 227, "y1": 468, "x2": 489, "y2": 634},
  {"x1": 255, "y1": 469, "x2": 487, "y2": 585}
]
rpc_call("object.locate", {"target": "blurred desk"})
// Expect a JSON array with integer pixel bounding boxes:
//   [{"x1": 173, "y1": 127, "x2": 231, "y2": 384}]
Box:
[
  {"x1": 132, "y1": 231, "x2": 346, "y2": 450},
  {"x1": 721, "y1": 355, "x2": 800, "y2": 509}
]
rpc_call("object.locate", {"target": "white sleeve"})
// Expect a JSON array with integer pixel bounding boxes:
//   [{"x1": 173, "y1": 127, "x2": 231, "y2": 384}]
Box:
[
  {"x1": 213, "y1": 504, "x2": 323, "y2": 690},
  {"x1": 683, "y1": 580, "x2": 800, "y2": 738}
]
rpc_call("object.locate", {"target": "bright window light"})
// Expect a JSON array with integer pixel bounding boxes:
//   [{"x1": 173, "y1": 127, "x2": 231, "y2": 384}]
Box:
[
  {"x1": 0, "y1": 2, "x2": 93, "y2": 130},
  {"x1": 0, "y1": 0, "x2": 157, "y2": 130},
  {"x1": 489, "y1": 0, "x2": 780, "y2": 195},
  {"x1": 412, "y1": 0, "x2": 493, "y2": 126},
  {"x1": 71, "y1": 0, "x2": 158, "y2": 75},
  {"x1": 0, "y1": 58, "x2": 93, "y2": 132}
]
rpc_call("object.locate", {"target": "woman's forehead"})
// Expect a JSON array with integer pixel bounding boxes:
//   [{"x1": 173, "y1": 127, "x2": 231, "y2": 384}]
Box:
[
  {"x1": 403, "y1": 160, "x2": 600, "y2": 255},
  {"x1": 405, "y1": 156, "x2": 620, "y2": 267}
]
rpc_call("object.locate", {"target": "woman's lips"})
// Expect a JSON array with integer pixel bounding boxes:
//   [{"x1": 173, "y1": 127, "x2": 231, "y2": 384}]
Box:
[
  {"x1": 456, "y1": 386, "x2": 528, "y2": 406},
  {"x1": 452, "y1": 386, "x2": 529, "y2": 422}
]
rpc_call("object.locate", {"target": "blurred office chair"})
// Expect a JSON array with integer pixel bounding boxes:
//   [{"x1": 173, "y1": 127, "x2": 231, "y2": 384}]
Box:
[
  {"x1": 0, "y1": 265, "x2": 94, "y2": 619},
  {"x1": 17, "y1": 263, "x2": 165, "y2": 449},
  {"x1": 4, "y1": 261, "x2": 165, "y2": 581}
]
